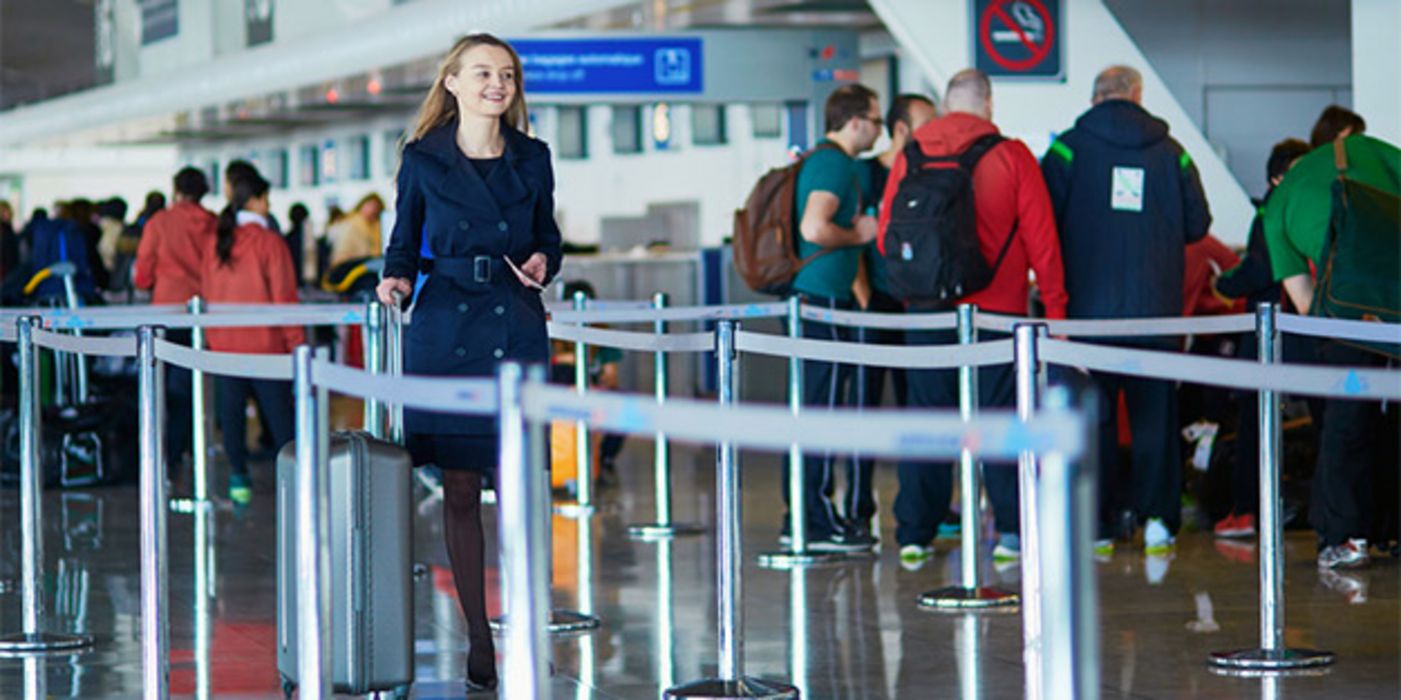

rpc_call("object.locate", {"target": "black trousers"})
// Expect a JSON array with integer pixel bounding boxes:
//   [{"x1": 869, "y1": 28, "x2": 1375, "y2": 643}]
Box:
[
  {"x1": 894, "y1": 328, "x2": 1020, "y2": 546},
  {"x1": 844, "y1": 291, "x2": 907, "y2": 525},
  {"x1": 215, "y1": 376, "x2": 293, "y2": 477},
  {"x1": 1310, "y1": 341, "x2": 1395, "y2": 547},
  {"x1": 164, "y1": 328, "x2": 193, "y2": 470},
  {"x1": 781, "y1": 296, "x2": 854, "y2": 539},
  {"x1": 1090, "y1": 365, "x2": 1181, "y2": 534}
]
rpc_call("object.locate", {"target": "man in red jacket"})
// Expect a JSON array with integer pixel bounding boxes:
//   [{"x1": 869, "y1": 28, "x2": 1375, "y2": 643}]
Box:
[{"x1": 878, "y1": 68, "x2": 1069, "y2": 566}]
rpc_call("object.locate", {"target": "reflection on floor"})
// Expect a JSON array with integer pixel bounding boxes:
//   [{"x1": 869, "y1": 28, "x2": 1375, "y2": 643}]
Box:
[{"x1": 0, "y1": 442, "x2": 1397, "y2": 699}]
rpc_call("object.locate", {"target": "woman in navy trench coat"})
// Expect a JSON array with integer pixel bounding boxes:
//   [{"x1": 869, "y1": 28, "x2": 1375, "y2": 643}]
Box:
[{"x1": 376, "y1": 33, "x2": 560, "y2": 692}]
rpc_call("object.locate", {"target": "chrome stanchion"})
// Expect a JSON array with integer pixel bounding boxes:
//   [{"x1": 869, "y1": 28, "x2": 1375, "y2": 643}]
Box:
[
  {"x1": 561, "y1": 289, "x2": 595, "y2": 516},
  {"x1": 292, "y1": 345, "x2": 329, "y2": 699},
  {"x1": 921, "y1": 304, "x2": 1017, "y2": 610},
  {"x1": 1210, "y1": 303, "x2": 1335, "y2": 672},
  {"x1": 758, "y1": 296, "x2": 844, "y2": 568},
  {"x1": 490, "y1": 364, "x2": 600, "y2": 635},
  {"x1": 629, "y1": 291, "x2": 703, "y2": 540},
  {"x1": 0, "y1": 317, "x2": 95, "y2": 655},
  {"x1": 172, "y1": 296, "x2": 210, "y2": 512},
  {"x1": 498, "y1": 363, "x2": 551, "y2": 698},
  {"x1": 667, "y1": 321, "x2": 799, "y2": 699},
  {"x1": 363, "y1": 300, "x2": 387, "y2": 439},
  {"x1": 58, "y1": 267, "x2": 90, "y2": 404},
  {"x1": 137, "y1": 326, "x2": 170, "y2": 698},
  {"x1": 1036, "y1": 387, "x2": 1100, "y2": 700},
  {"x1": 1013, "y1": 323, "x2": 1048, "y2": 700},
  {"x1": 190, "y1": 296, "x2": 210, "y2": 503}
]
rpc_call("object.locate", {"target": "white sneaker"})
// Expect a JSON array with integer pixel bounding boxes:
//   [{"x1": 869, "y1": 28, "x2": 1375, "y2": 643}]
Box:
[
  {"x1": 1144, "y1": 518, "x2": 1175, "y2": 554},
  {"x1": 899, "y1": 544, "x2": 933, "y2": 570}
]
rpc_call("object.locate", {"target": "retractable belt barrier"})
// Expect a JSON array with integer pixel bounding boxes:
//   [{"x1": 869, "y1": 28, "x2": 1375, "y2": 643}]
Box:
[
  {"x1": 545, "y1": 322, "x2": 714, "y2": 353},
  {"x1": 735, "y1": 329, "x2": 1013, "y2": 369},
  {"x1": 1038, "y1": 337, "x2": 1401, "y2": 401},
  {"x1": 6, "y1": 296, "x2": 1400, "y2": 699},
  {"x1": 153, "y1": 339, "x2": 293, "y2": 382},
  {"x1": 31, "y1": 327, "x2": 137, "y2": 357}
]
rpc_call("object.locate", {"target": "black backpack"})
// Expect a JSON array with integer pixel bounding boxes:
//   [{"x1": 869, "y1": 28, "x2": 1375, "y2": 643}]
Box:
[{"x1": 881, "y1": 134, "x2": 1016, "y2": 309}]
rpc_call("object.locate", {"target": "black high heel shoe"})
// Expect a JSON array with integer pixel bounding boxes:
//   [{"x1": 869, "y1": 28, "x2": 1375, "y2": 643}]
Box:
[{"x1": 466, "y1": 642, "x2": 498, "y2": 693}]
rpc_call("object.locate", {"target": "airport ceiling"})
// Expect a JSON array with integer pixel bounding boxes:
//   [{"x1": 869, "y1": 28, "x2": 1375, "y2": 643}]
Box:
[{"x1": 0, "y1": 0, "x2": 881, "y2": 146}]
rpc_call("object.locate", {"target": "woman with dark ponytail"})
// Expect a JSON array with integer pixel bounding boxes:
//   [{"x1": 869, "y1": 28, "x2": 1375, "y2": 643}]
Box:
[{"x1": 202, "y1": 170, "x2": 303, "y2": 505}]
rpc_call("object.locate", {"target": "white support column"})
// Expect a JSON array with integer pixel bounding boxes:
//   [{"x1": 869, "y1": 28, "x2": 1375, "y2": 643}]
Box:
[{"x1": 1352, "y1": 0, "x2": 1401, "y2": 144}]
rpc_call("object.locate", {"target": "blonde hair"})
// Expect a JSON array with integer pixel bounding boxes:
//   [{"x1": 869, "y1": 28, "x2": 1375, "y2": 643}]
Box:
[{"x1": 406, "y1": 33, "x2": 529, "y2": 145}]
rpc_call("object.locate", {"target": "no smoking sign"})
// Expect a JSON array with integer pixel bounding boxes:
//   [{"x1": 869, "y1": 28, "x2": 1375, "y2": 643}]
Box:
[{"x1": 973, "y1": 0, "x2": 1063, "y2": 80}]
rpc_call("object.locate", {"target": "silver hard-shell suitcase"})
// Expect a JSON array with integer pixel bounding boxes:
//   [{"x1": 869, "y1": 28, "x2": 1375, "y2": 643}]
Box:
[{"x1": 276, "y1": 431, "x2": 414, "y2": 698}]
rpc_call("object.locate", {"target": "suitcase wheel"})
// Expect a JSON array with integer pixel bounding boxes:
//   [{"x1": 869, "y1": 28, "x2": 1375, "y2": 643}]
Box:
[{"x1": 279, "y1": 675, "x2": 295, "y2": 700}]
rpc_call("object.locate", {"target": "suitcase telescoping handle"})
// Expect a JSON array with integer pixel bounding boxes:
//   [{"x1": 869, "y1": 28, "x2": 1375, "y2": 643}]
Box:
[{"x1": 387, "y1": 291, "x2": 405, "y2": 444}]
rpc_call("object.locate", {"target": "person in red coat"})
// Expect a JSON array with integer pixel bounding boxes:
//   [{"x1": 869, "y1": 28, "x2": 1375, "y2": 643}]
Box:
[
  {"x1": 876, "y1": 68, "x2": 1069, "y2": 565},
  {"x1": 202, "y1": 170, "x2": 303, "y2": 504},
  {"x1": 134, "y1": 167, "x2": 217, "y2": 473}
]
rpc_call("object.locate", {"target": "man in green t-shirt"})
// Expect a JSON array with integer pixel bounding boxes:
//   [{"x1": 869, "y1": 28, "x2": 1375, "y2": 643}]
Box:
[
  {"x1": 1261, "y1": 106, "x2": 1401, "y2": 570},
  {"x1": 782, "y1": 83, "x2": 882, "y2": 552}
]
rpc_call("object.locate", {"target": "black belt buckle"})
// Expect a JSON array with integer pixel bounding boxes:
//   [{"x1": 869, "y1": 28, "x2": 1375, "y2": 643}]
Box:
[{"x1": 473, "y1": 255, "x2": 491, "y2": 283}]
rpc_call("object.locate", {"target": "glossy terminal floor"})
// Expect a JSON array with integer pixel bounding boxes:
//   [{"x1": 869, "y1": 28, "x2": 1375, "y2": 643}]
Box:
[{"x1": 1, "y1": 433, "x2": 1397, "y2": 699}]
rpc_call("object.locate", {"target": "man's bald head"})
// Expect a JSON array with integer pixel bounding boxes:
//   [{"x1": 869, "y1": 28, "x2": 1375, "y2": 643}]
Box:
[
  {"x1": 1092, "y1": 65, "x2": 1142, "y2": 105},
  {"x1": 943, "y1": 68, "x2": 992, "y2": 120}
]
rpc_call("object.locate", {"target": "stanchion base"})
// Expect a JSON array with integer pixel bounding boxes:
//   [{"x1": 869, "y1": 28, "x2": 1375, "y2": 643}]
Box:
[
  {"x1": 1208, "y1": 648, "x2": 1336, "y2": 673},
  {"x1": 554, "y1": 501, "x2": 596, "y2": 518},
  {"x1": 664, "y1": 676, "x2": 800, "y2": 699},
  {"x1": 627, "y1": 522, "x2": 706, "y2": 540},
  {"x1": 489, "y1": 609, "x2": 601, "y2": 635},
  {"x1": 917, "y1": 586, "x2": 1019, "y2": 611},
  {"x1": 0, "y1": 632, "x2": 95, "y2": 656},
  {"x1": 756, "y1": 549, "x2": 851, "y2": 569}
]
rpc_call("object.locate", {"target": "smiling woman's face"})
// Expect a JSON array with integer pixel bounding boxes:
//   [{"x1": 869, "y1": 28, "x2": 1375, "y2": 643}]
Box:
[{"x1": 444, "y1": 44, "x2": 518, "y2": 121}]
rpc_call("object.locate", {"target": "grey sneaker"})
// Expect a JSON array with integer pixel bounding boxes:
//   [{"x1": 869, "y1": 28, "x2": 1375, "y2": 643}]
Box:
[{"x1": 1317, "y1": 539, "x2": 1369, "y2": 570}]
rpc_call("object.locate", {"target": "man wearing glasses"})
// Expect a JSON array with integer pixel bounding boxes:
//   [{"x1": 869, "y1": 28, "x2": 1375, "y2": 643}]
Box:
[{"x1": 780, "y1": 83, "x2": 884, "y2": 552}]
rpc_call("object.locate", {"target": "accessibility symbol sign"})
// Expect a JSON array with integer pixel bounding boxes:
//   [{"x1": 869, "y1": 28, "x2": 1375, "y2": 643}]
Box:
[{"x1": 973, "y1": 0, "x2": 1063, "y2": 80}]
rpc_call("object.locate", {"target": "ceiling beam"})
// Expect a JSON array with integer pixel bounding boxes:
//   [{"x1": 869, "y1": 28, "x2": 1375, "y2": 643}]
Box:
[{"x1": 0, "y1": 0, "x2": 634, "y2": 146}]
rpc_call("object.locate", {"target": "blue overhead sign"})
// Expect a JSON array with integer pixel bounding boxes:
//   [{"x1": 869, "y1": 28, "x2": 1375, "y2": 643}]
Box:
[{"x1": 512, "y1": 38, "x2": 704, "y2": 94}]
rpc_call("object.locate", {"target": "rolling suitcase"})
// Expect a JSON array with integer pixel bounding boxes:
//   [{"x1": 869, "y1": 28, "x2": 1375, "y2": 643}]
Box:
[{"x1": 276, "y1": 431, "x2": 414, "y2": 698}]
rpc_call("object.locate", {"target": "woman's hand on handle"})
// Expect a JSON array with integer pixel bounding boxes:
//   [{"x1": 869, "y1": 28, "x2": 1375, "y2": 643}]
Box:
[{"x1": 377, "y1": 277, "x2": 412, "y2": 307}]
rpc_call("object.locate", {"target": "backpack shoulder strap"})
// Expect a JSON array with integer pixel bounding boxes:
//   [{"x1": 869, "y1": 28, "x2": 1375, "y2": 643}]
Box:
[
  {"x1": 903, "y1": 140, "x2": 931, "y2": 171},
  {"x1": 957, "y1": 133, "x2": 1007, "y2": 172}
]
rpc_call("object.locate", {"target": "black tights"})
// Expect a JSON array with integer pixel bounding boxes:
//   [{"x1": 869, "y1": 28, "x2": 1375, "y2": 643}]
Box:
[{"x1": 441, "y1": 470, "x2": 496, "y2": 680}]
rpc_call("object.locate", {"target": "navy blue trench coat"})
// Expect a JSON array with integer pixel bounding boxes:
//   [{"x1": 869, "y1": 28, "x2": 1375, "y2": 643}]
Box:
[{"x1": 383, "y1": 122, "x2": 563, "y2": 436}]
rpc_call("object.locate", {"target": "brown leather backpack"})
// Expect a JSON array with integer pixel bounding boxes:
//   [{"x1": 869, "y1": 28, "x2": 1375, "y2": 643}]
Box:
[{"x1": 732, "y1": 144, "x2": 838, "y2": 295}]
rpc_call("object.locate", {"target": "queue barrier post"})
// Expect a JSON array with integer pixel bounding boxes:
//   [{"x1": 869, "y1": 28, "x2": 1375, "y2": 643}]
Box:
[
  {"x1": 59, "y1": 269, "x2": 90, "y2": 404},
  {"x1": 629, "y1": 291, "x2": 703, "y2": 540},
  {"x1": 666, "y1": 320, "x2": 799, "y2": 699},
  {"x1": 757, "y1": 296, "x2": 845, "y2": 569},
  {"x1": 1209, "y1": 303, "x2": 1335, "y2": 672},
  {"x1": 137, "y1": 326, "x2": 170, "y2": 699},
  {"x1": 920, "y1": 304, "x2": 1018, "y2": 610},
  {"x1": 171, "y1": 296, "x2": 211, "y2": 512},
  {"x1": 1036, "y1": 386, "x2": 1100, "y2": 700},
  {"x1": 497, "y1": 362, "x2": 552, "y2": 697},
  {"x1": 291, "y1": 345, "x2": 330, "y2": 699},
  {"x1": 1013, "y1": 323, "x2": 1048, "y2": 700},
  {"x1": 0, "y1": 316, "x2": 95, "y2": 656},
  {"x1": 565, "y1": 289, "x2": 595, "y2": 516}
]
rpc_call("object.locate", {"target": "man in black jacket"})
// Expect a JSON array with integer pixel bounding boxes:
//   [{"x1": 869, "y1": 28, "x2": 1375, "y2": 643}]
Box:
[
  {"x1": 1211, "y1": 137, "x2": 1310, "y2": 541},
  {"x1": 1041, "y1": 65, "x2": 1211, "y2": 556}
]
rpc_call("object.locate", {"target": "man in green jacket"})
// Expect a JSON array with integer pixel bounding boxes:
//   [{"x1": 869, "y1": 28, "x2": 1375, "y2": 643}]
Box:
[{"x1": 1262, "y1": 106, "x2": 1401, "y2": 570}]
